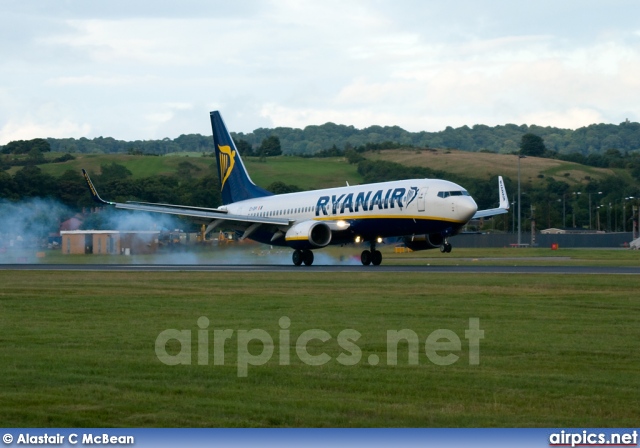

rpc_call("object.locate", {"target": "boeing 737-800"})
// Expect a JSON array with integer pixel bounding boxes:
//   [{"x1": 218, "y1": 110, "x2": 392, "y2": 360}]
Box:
[{"x1": 83, "y1": 111, "x2": 509, "y2": 266}]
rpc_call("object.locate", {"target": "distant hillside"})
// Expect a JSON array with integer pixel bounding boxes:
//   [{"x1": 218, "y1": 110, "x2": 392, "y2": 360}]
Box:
[
  {"x1": 19, "y1": 153, "x2": 218, "y2": 181},
  {"x1": 3, "y1": 120, "x2": 640, "y2": 157},
  {"x1": 366, "y1": 148, "x2": 617, "y2": 190},
  {"x1": 2, "y1": 148, "x2": 638, "y2": 231},
  {"x1": 17, "y1": 153, "x2": 363, "y2": 192},
  {"x1": 21, "y1": 148, "x2": 619, "y2": 191}
]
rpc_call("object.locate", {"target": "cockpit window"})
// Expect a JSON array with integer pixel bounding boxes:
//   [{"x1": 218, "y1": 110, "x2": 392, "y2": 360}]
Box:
[{"x1": 437, "y1": 190, "x2": 470, "y2": 198}]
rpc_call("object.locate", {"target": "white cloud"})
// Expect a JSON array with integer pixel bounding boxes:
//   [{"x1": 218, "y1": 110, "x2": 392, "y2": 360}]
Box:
[
  {"x1": 0, "y1": 119, "x2": 91, "y2": 144},
  {"x1": 45, "y1": 75, "x2": 150, "y2": 86},
  {"x1": 259, "y1": 103, "x2": 403, "y2": 131},
  {"x1": 518, "y1": 108, "x2": 605, "y2": 130},
  {"x1": 1, "y1": 1, "x2": 640, "y2": 143},
  {"x1": 143, "y1": 102, "x2": 195, "y2": 131}
]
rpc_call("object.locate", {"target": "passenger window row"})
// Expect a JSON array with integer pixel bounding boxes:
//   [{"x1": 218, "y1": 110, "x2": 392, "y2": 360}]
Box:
[{"x1": 249, "y1": 206, "x2": 317, "y2": 217}]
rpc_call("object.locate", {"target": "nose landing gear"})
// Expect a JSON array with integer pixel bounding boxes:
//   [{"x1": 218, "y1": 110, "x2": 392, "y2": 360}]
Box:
[{"x1": 440, "y1": 239, "x2": 452, "y2": 253}]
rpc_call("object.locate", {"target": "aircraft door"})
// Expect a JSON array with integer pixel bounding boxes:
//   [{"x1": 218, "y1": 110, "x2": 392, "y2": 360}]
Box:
[{"x1": 417, "y1": 187, "x2": 428, "y2": 212}]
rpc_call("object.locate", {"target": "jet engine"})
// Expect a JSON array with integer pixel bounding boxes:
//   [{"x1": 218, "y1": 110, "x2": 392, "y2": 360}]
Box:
[
  {"x1": 285, "y1": 221, "x2": 332, "y2": 250},
  {"x1": 402, "y1": 233, "x2": 444, "y2": 251}
]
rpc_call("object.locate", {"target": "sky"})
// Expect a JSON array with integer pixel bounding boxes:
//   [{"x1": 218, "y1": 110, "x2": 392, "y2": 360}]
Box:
[{"x1": 1, "y1": 0, "x2": 640, "y2": 145}]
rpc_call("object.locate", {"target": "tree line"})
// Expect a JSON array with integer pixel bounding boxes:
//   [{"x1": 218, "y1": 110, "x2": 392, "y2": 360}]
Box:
[
  {"x1": 1, "y1": 134, "x2": 282, "y2": 158},
  {"x1": 2, "y1": 130, "x2": 640, "y2": 235},
  {"x1": 3, "y1": 119, "x2": 640, "y2": 158}
]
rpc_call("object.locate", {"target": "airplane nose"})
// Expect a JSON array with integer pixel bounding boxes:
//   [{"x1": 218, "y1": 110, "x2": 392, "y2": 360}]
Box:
[{"x1": 455, "y1": 197, "x2": 478, "y2": 222}]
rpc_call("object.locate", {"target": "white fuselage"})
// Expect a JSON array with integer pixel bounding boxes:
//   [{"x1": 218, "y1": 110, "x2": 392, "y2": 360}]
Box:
[{"x1": 220, "y1": 178, "x2": 478, "y2": 244}]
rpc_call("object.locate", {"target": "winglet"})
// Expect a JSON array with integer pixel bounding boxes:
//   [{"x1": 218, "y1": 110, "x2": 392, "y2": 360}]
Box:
[
  {"x1": 498, "y1": 176, "x2": 509, "y2": 210},
  {"x1": 471, "y1": 176, "x2": 510, "y2": 219},
  {"x1": 82, "y1": 169, "x2": 115, "y2": 205}
]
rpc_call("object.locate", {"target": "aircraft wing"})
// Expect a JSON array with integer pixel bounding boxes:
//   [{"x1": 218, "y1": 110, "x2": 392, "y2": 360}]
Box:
[
  {"x1": 472, "y1": 176, "x2": 510, "y2": 219},
  {"x1": 81, "y1": 169, "x2": 290, "y2": 229}
]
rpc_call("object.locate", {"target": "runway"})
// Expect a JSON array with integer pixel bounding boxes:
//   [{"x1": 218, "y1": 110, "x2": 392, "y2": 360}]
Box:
[{"x1": 1, "y1": 263, "x2": 638, "y2": 274}]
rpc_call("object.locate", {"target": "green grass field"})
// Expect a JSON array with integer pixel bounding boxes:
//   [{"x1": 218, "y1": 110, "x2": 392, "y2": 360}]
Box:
[
  {"x1": 28, "y1": 153, "x2": 217, "y2": 180},
  {"x1": 1, "y1": 270, "x2": 638, "y2": 427},
  {"x1": 6, "y1": 145, "x2": 640, "y2": 194},
  {"x1": 243, "y1": 157, "x2": 363, "y2": 190},
  {"x1": 26, "y1": 154, "x2": 362, "y2": 191}
]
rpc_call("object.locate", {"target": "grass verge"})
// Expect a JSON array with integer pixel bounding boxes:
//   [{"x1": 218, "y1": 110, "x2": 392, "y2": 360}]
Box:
[{"x1": 0, "y1": 271, "x2": 638, "y2": 427}]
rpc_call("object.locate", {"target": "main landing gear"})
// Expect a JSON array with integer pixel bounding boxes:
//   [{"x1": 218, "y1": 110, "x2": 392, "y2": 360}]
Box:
[
  {"x1": 440, "y1": 239, "x2": 452, "y2": 253},
  {"x1": 361, "y1": 241, "x2": 382, "y2": 266},
  {"x1": 292, "y1": 249, "x2": 314, "y2": 266}
]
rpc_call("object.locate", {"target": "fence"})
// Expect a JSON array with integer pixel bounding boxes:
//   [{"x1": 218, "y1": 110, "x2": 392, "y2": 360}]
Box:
[{"x1": 453, "y1": 232, "x2": 635, "y2": 249}]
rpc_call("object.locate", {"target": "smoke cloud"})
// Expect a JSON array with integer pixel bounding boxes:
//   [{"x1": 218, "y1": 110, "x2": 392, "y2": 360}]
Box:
[
  {"x1": 0, "y1": 199, "x2": 362, "y2": 265},
  {"x1": 90, "y1": 208, "x2": 183, "y2": 232},
  {"x1": 0, "y1": 197, "x2": 71, "y2": 246}
]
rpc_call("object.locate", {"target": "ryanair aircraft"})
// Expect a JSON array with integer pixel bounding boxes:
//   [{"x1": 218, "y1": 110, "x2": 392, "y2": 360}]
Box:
[{"x1": 83, "y1": 111, "x2": 509, "y2": 266}]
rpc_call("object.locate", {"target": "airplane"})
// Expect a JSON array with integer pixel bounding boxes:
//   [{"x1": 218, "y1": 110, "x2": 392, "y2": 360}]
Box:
[{"x1": 82, "y1": 111, "x2": 510, "y2": 266}]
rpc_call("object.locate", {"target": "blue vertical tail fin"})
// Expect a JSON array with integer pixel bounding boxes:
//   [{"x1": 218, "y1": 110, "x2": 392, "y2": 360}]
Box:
[{"x1": 210, "y1": 111, "x2": 273, "y2": 205}]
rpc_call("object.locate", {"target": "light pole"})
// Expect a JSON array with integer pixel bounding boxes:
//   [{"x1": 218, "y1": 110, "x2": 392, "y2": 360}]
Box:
[
  {"x1": 562, "y1": 193, "x2": 567, "y2": 228},
  {"x1": 634, "y1": 203, "x2": 639, "y2": 240},
  {"x1": 596, "y1": 205, "x2": 603, "y2": 231},
  {"x1": 517, "y1": 155, "x2": 526, "y2": 246},
  {"x1": 572, "y1": 192, "x2": 582, "y2": 228},
  {"x1": 530, "y1": 205, "x2": 536, "y2": 246},
  {"x1": 588, "y1": 192, "x2": 602, "y2": 230},
  {"x1": 623, "y1": 197, "x2": 635, "y2": 232},
  {"x1": 511, "y1": 200, "x2": 516, "y2": 233}
]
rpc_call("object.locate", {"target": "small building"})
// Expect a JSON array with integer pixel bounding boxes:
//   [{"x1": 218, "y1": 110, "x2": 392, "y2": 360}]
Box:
[{"x1": 61, "y1": 230, "x2": 159, "y2": 255}]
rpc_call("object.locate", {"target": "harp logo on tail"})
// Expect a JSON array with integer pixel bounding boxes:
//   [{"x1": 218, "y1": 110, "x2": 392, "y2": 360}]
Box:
[{"x1": 218, "y1": 145, "x2": 236, "y2": 190}]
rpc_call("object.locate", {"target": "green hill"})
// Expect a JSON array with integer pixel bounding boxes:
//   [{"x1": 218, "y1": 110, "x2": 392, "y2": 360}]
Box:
[
  {"x1": 13, "y1": 153, "x2": 215, "y2": 180},
  {"x1": 366, "y1": 148, "x2": 617, "y2": 190},
  {"x1": 2, "y1": 148, "x2": 638, "y2": 232},
  {"x1": 20, "y1": 153, "x2": 362, "y2": 191},
  {"x1": 16, "y1": 149, "x2": 636, "y2": 192}
]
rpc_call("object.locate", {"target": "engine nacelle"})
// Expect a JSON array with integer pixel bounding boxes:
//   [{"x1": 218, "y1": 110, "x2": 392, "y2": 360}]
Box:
[
  {"x1": 285, "y1": 221, "x2": 332, "y2": 250},
  {"x1": 426, "y1": 233, "x2": 444, "y2": 247},
  {"x1": 402, "y1": 233, "x2": 444, "y2": 251}
]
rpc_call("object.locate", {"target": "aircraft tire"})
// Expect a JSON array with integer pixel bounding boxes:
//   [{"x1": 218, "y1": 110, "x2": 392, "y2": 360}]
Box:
[
  {"x1": 445, "y1": 243, "x2": 452, "y2": 253},
  {"x1": 292, "y1": 249, "x2": 303, "y2": 266},
  {"x1": 302, "y1": 249, "x2": 314, "y2": 266},
  {"x1": 440, "y1": 244, "x2": 446, "y2": 253},
  {"x1": 371, "y1": 250, "x2": 382, "y2": 266},
  {"x1": 361, "y1": 250, "x2": 372, "y2": 266}
]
